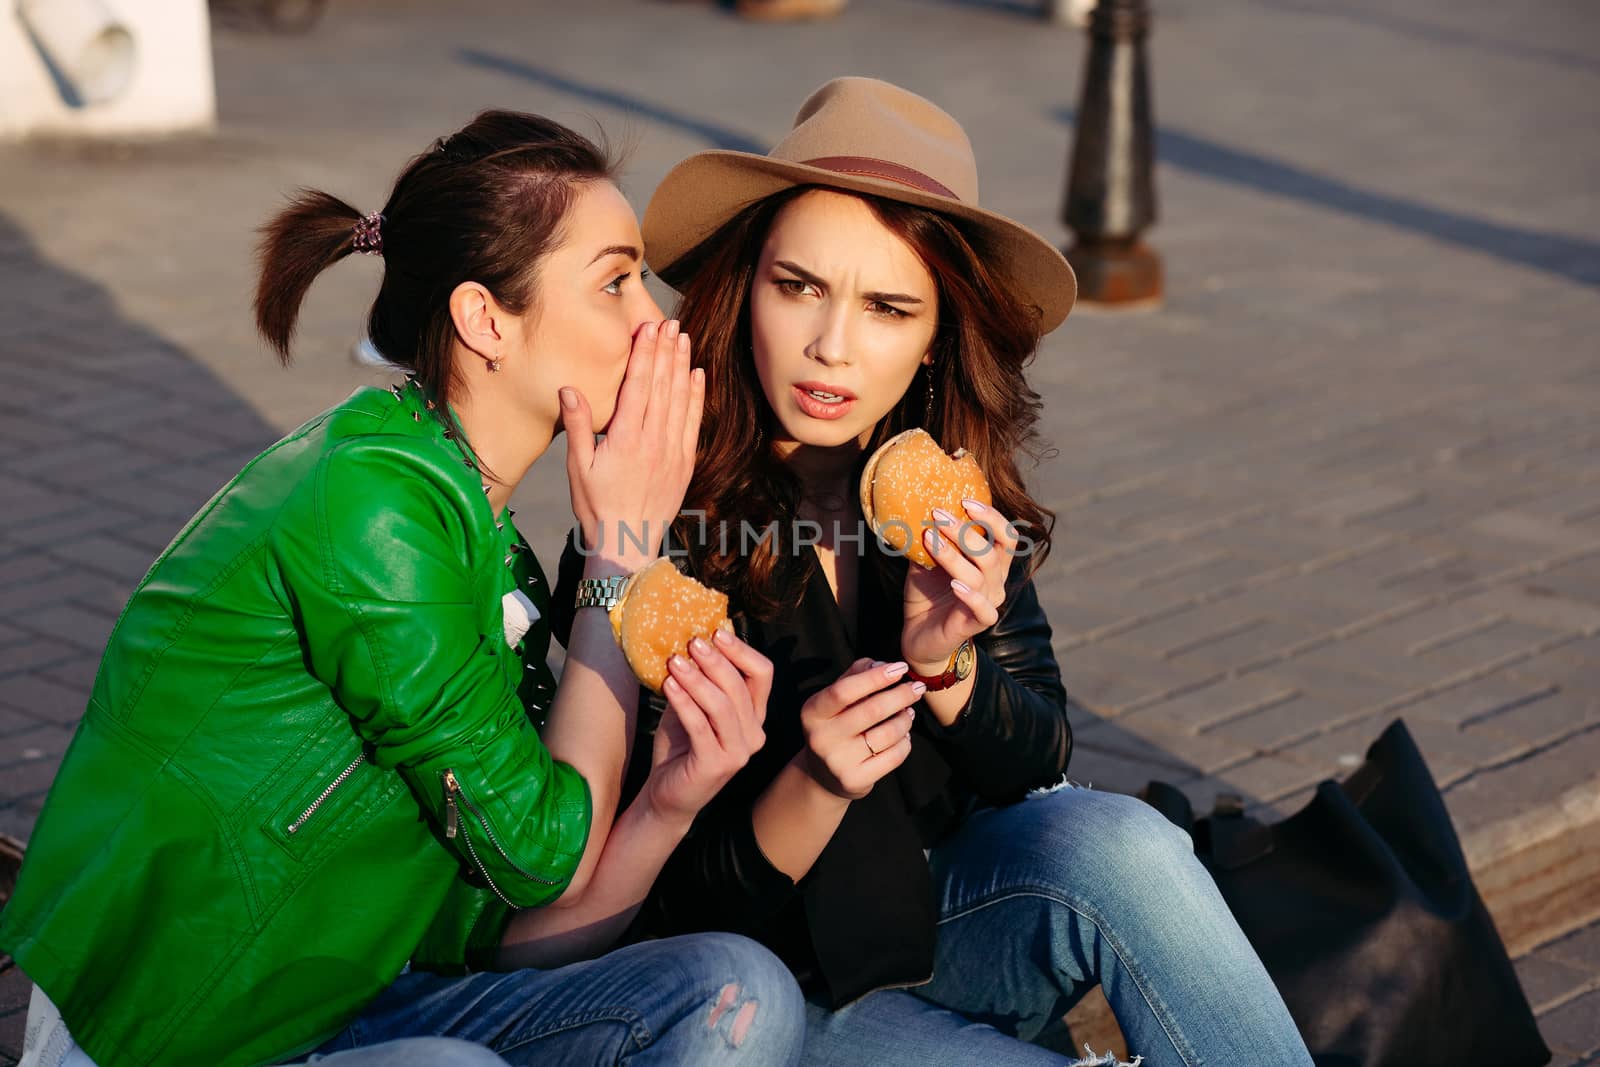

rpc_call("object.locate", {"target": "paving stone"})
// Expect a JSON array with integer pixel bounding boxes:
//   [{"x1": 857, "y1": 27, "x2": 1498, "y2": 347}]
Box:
[
  {"x1": 1130, "y1": 671, "x2": 1304, "y2": 731},
  {"x1": 1233, "y1": 656, "x2": 1407, "y2": 717},
  {"x1": 1111, "y1": 601, "x2": 1278, "y2": 659},
  {"x1": 37, "y1": 656, "x2": 101, "y2": 695},
  {"x1": 1543, "y1": 924, "x2": 1600, "y2": 973},
  {"x1": 1445, "y1": 726, "x2": 1600, "y2": 835},
  {"x1": 0, "y1": 674, "x2": 90, "y2": 727},
  {"x1": 1295, "y1": 485, "x2": 1426, "y2": 527},
  {"x1": 1210, "y1": 579, "x2": 1369, "y2": 631},
  {"x1": 0, "y1": 638, "x2": 80, "y2": 679},
  {"x1": 1167, "y1": 615, "x2": 1324, "y2": 668},
  {"x1": 1287, "y1": 633, "x2": 1466, "y2": 689},
  {"x1": 1516, "y1": 953, "x2": 1594, "y2": 1012},
  {"x1": 11, "y1": 603, "x2": 115, "y2": 655},
  {"x1": 1190, "y1": 754, "x2": 1328, "y2": 808},
  {"x1": 1470, "y1": 512, "x2": 1600, "y2": 552},
  {"x1": 1205, "y1": 692, "x2": 1353, "y2": 751},
  {"x1": 1397, "y1": 673, "x2": 1569, "y2": 728},
  {"x1": 1057, "y1": 639, "x2": 1224, "y2": 715},
  {"x1": 1283, "y1": 715, "x2": 1522, "y2": 787},
  {"x1": 1539, "y1": 989, "x2": 1600, "y2": 1057},
  {"x1": 1083, "y1": 710, "x2": 1251, "y2": 775},
  {"x1": 1464, "y1": 689, "x2": 1600, "y2": 749},
  {"x1": 0, "y1": 751, "x2": 65, "y2": 801},
  {"x1": 1, "y1": 572, "x2": 121, "y2": 615},
  {"x1": 0, "y1": 706, "x2": 41, "y2": 737},
  {"x1": 1065, "y1": 748, "x2": 1189, "y2": 797},
  {"x1": 0, "y1": 966, "x2": 27, "y2": 1062},
  {"x1": 0, "y1": 550, "x2": 71, "y2": 591},
  {"x1": 44, "y1": 534, "x2": 158, "y2": 586},
  {"x1": 1455, "y1": 585, "x2": 1600, "y2": 636}
]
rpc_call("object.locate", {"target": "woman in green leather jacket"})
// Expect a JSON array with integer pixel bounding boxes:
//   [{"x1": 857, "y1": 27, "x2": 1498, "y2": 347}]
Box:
[{"x1": 0, "y1": 111, "x2": 805, "y2": 1067}]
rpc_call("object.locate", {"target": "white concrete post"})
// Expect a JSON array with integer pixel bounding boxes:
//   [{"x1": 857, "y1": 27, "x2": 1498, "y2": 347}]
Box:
[
  {"x1": 1, "y1": 0, "x2": 217, "y2": 140},
  {"x1": 16, "y1": 0, "x2": 136, "y2": 105}
]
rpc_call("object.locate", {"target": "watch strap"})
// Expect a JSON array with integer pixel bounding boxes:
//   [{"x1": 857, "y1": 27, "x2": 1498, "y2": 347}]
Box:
[{"x1": 905, "y1": 639, "x2": 974, "y2": 692}]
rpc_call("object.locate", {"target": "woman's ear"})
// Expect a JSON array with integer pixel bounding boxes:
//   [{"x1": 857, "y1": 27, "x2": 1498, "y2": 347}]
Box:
[
  {"x1": 449, "y1": 281, "x2": 504, "y2": 360},
  {"x1": 921, "y1": 352, "x2": 934, "y2": 367}
]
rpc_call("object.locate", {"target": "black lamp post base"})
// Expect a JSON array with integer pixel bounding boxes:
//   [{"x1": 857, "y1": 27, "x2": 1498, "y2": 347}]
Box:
[{"x1": 1064, "y1": 238, "x2": 1163, "y2": 307}]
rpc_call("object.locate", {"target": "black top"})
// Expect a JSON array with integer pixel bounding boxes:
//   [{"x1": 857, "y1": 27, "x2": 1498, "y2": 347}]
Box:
[{"x1": 554, "y1": 535, "x2": 1077, "y2": 1006}]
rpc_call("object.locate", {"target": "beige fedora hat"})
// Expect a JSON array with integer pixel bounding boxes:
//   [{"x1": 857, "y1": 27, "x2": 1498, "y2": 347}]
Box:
[{"x1": 643, "y1": 76, "x2": 1077, "y2": 333}]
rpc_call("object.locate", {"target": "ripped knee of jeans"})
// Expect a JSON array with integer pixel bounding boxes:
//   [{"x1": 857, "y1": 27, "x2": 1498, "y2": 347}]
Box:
[
  {"x1": 707, "y1": 982, "x2": 761, "y2": 1049},
  {"x1": 1028, "y1": 774, "x2": 1086, "y2": 798},
  {"x1": 1066, "y1": 1044, "x2": 1144, "y2": 1067}
]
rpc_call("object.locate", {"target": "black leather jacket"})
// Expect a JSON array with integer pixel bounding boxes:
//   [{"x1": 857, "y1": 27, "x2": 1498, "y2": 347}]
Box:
[{"x1": 554, "y1": 536, "x2": 1076, "y2": 1006}]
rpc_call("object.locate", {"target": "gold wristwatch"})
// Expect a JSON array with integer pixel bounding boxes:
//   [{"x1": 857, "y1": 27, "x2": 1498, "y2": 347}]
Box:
[{"x1": 905, "y1": 638, "x2": 975, "y2": 691}]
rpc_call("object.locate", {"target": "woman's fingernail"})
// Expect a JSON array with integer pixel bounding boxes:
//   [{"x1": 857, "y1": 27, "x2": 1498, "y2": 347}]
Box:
[
  {"x1": 884, "y1": 662, "x2": 909, "y2": 679},
  {"x1": 678, "y1": 333, "x2": 690, "y2": 352},
  {"x1": 643, "y1": 321, "x2": 659, "y2": 340},
  {"x1": 963, "y1": 498, "x2": 987, "y2": 515},
  {"x1": 669, "y1": 654, "x2": 691, "y2": 672},
  {"x1": 923, "y1": 528, "x2": 939, "y2": 547},
  {"x1": 713, "y1": 629, "x2": 734, "y2": 646},
  {"x1": 910, "y1": 681, "x2": 928, "y2": 696},
  {"x1": 559, "y1": 387, "x2": 577, "y2": 410},
  {"x1": 932, "y1": 508, "x2": 956, "y2": 526},
  {"x1": 666, "y1": 319, "x2": 680, "y2": 338},
  {"x1": 663, "y1": 676, "x2": 682, "y2": 694},
  {"x1": 951, "y1": 579, "x2": 972, "y2": 595},
  {"x1": 690, "y1": 637, "x2": 711, "y2": 655}
]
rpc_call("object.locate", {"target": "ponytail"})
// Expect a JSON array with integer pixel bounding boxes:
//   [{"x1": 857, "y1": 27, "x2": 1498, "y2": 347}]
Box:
[
  {"x1": 250, "y1": 111, "x2": 618, "y2": 398},
  {"x1": 253, "y1": 189, "x2": 362, "y2": 363}
]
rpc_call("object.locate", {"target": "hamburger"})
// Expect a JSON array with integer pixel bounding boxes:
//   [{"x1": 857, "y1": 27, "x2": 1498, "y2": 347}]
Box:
[
  {"x1": 608, "y1": 558, "x2": 734, "y2": 693},
  {"x1": 860, "y1": 428, "x2": 992, "y2": 569}
]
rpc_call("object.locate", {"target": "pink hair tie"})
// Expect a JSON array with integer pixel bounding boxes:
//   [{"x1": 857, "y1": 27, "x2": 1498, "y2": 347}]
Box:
[{"x1": 352, "y1": 211, "x2": 385, "y2": 255}]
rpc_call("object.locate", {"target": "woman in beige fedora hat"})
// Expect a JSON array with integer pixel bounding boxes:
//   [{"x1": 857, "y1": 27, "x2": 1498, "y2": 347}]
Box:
[{"x1": 555, "y1": 78, "x2": 1312, "y2": 1066}]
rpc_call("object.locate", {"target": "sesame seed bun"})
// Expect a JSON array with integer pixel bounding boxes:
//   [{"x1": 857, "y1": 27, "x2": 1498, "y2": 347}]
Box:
[
  {"x1": 608, "y1": 558, "x2": 734, "y2": 694},
  {"x1": 860, "y1": 428, "x2": 992, "y2": 569}
]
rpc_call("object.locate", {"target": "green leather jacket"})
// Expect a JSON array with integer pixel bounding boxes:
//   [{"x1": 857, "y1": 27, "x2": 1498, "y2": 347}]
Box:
[{"x1": 0, "y1": 381, "x2": 591, "y2": 1067}]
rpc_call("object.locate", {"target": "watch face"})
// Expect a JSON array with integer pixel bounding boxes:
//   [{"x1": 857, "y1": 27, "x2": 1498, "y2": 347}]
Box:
[{"x1": 954, "y1": 640, "x2": 975, "y2": 680}]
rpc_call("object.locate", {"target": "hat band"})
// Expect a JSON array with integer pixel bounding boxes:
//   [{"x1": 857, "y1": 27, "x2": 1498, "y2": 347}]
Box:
[{"x1": 800, "y1": 156, "x2": 959, "y2": 201}]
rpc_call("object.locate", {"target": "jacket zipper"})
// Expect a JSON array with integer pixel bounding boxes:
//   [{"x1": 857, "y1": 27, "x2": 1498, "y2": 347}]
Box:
[
  {"x1": 286, "y1": 751, "x2": 367, "y2": 835},
  {"x1": 442, "y1": 769, "x2": 561, "y2": 907}
]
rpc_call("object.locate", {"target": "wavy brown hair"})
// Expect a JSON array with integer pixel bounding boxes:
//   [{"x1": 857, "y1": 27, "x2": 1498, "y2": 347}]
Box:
[{"x1": 668, "y1": 186, "x2": 1056, "y2": 619}]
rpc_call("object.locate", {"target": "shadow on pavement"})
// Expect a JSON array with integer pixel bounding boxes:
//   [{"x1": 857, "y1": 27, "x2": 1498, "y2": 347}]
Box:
[
  {"x1": 0, "y1": 209, "x2": 279, "y2": 838},
  {"x1": 1054, "y1": 106, "x2": 1600, "y2": 288},
  {"x1": 459, "y1": 48, "x2": 768, "y2": 153}
]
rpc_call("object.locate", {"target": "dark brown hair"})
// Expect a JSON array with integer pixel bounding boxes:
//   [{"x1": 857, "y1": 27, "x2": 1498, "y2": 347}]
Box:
[
  {"x1": 670, "y1": 186, "x2": 1056, "y2": 618},
  {"x1": 253, "y1": 110, "x2": 619, "y2": 420}
]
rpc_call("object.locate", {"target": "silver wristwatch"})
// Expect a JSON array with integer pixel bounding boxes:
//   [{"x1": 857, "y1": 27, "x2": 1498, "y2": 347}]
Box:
[{"x1": 574, "y1": 575, "x2": 627, "y2": 611}]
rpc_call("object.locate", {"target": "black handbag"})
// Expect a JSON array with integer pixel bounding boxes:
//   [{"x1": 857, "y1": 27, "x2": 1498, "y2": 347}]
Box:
[{"x1": 1141, "y1": 719, "x2": 1549, "y2": 1067}]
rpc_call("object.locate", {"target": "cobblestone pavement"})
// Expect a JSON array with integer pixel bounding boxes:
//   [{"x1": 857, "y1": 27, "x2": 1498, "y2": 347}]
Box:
[{"x1": 1, "y1": 0, "x2": 1597, "y2": 1060}]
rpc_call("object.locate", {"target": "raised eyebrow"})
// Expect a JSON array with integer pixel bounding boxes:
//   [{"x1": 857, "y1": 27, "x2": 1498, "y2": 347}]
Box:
[
  {"x1": 773, "y1": 260, "x2": 924, "y2": 305},
  {"x1": 588, "y1": 244, "x2": 642, "y2": 268}
]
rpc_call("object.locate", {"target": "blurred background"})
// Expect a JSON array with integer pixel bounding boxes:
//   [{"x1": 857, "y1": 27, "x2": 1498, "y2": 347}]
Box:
[{"x1": 1, "y1": 0, "x2": 1597, "y2": 1060}]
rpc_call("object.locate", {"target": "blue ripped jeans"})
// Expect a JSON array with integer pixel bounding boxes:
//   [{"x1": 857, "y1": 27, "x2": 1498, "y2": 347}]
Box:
[
  {"x1": 310, "y1": 932, "x2": 806, "y2": 1065},
  {"x1": 801, "y1": 786, "x2": 1314, "y2": 1067}
]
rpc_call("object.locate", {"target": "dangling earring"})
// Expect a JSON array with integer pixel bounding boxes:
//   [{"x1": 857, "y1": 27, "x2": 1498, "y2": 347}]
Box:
[
  {"x1": 924, "y1": 363, "x2": 935, "y2": 427},
  {"x1": 486, "y1": 356, "x2": 502, "y2": 373}
]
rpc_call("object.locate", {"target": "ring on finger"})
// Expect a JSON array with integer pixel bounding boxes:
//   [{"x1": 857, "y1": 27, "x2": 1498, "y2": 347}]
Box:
[{"x1": 864, "y1": 736, "x2": 877, "y2": 757}]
